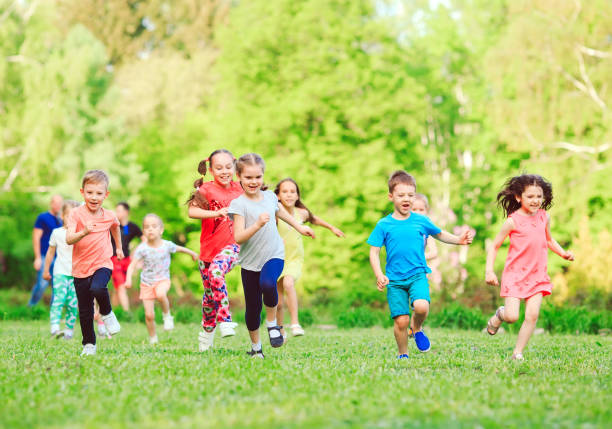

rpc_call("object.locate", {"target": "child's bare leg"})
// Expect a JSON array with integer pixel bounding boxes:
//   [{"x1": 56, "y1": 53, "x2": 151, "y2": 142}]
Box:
[
  {"x1": 393, "y1": 315, "x2": 411, "y2": 355},
  {"x1": 248, "y1": 328, "x2": 260, "y2": 345},
  {"x1": 282, "y1": 275, "x2": 300, "y2": 326},
  {"x1": 277, "y1": 279, "x2": 285, "y2": 333},
  {"x1": 514, "y1": 293, "x2": 543, "y2": 355},
  {"x1": 143, "y1": 300, "x2": 156, "y2": 338},
  {"x1": 156, "y1": 292, "x2": 170, "y2": 314},
  {"x1": 411, "y1": 299, "x2": 430, "y2": 332},
  {"x1": 265, "y1": 305, "x2": 277, "y2": 324},
  {"x1": 117, "y1": 285, "x2": 130, "y2": 311}
]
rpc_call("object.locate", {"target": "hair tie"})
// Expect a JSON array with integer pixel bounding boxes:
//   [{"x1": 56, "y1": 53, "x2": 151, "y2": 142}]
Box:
[{"x1": 204, "y1": 157, "x2": 210, "y2": 163}]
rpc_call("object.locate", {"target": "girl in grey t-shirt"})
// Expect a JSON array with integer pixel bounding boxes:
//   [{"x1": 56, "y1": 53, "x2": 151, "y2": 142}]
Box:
[{"x1": 228, "y1": 153, "x2": 314, "y2": 358}]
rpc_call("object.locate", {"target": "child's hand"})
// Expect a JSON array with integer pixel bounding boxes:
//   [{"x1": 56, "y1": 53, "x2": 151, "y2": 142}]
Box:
[
  {"x1": 458, "y1": 227, "x2": 474, "y2": 245},
  {"x1": 376, "y1": 274, "x2": 389, "y2": 291},
  {"x1": 216, "y1": 208, "x2": 229, "y2": 218},
  {"x1": 256, "y1": 213, "x2": 270, "y2": 227},
  {"x1": 124, "y1": 279, "x2": 132, "y2": 288},
  {"x1": 190, "y1": 251, "x2": 198, "y2": 262},
  {"x1": 83, "y1": 222, "x2": 96, "y2": 234},
  {"x1": 33, "y1": 257, "x2": 42, "y2": 271},
  {"x1": 331, "y1": 227, "x2": 345, "y2": 238},
  {"x1": 299, "y1": 225, "x2": 315, "y2": 238},
  {"x1": 485, "y1": 270, "x2": 499, "y2": 286},
  {"x1": 43, "y1": 271, "x2": 51, "y2": 281},
  {"x1": 562, "y1": 250, "x2": 574, "y2": 261},
  {"x1": 116, "y1": 249, "x2": 125, "y2": 260}
]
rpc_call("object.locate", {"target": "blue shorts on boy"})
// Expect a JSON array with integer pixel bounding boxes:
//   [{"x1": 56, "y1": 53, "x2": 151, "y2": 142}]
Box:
[{"x1": 367, "y1": 212, "x2": 441, "y2": 317}]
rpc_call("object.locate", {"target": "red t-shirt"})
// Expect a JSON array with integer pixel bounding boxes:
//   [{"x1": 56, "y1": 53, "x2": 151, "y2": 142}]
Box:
[{"x1": 198, "y1": 181, "x2": 244, "y2": 262}]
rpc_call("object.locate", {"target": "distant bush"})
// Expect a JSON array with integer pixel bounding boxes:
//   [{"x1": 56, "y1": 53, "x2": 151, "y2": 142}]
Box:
[
  {"x1": 336, "y1": 307, "x2": 383, "y2": 328},
  {"x1": 427, "y1": 303, "x2": 488, "y2": 330}
]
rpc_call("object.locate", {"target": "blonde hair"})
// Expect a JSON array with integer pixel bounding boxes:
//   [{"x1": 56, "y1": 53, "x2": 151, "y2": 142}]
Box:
[
  {"x1": 143, "y1": 213, "x2": 164, "y2": 229},
  {"x1": 236, "y1": 153, "x2": 265, "y2": 175},
  {"x1": 81, "y1": 169, "x2": 109, "y2": 189},
  {"x1": 61, "y1": 200, "x2": 79, "y2": 223}
]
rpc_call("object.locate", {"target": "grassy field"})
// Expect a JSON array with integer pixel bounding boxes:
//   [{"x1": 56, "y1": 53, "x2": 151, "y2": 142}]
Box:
[{"x1": 0, "y1": 321, "x2": 610, "y2": 429}]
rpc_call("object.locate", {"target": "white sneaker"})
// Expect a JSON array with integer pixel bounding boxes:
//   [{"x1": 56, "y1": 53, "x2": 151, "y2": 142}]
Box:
[
  {"x1": 81, "y1": 343, "x2": 96, "y2": 356},
  {"x1": 290, "y1": 324, "x2": 305, "y2": 336},
  {"x1": 63, "y1": 329, "x2": 74, "y2": 340},
  {"x1": 97, "y1": 323, "x2": 108, "y2": 336},
  {"x1": 219, "y1": 321, "x2": 238, "y2": 337},
  {"x1": 198, "y1": 329, "x2": 215, "y2": 352},
  {"x1": 163, "y1": 314, "x2": 174, "y2": 331},
  {"x1": 149, "y1": 335, "x2": 159, "y2": 345},
  {"x1": 101, "y1": 311, "x2": 121, "y2": 335},
  {"x1": 50, "y1": 324, "x2": 60, "y2": 335}
]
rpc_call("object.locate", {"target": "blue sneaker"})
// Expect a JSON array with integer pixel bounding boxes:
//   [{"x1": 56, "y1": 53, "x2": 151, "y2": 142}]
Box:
[
  {"x1": 414, "y1": 331, "x2": 431, "y2": 352},
  {"x1": 397, "y1": 353, "x2": 409, "y2": 360}
]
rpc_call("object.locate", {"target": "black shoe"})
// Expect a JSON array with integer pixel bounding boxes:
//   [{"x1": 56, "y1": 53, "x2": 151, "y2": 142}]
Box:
[
  {"x1": 247, "y1": 349, "x2": 265, "y2": 359},
  {"x1": 267, "y1": 325, "x2": 284, "y2": 348}
]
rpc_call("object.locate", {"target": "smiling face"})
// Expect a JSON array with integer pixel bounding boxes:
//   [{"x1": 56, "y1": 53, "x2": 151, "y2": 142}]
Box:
[
  {"x1": 277, "y1": 180, "x2": 298, "y2": 208},
  {"x1": 517, "y1": 184, "x2": 543, "y2": 215},
  {"x1": 237, "y1": 164, "x2": 264, "y2": 197},
  {"x1": 142, "y1": 216, "x2": 163, "y2": 242},
  {"x1": 389, "y1": 183, "x2": 416, "y2": 217},
  {"x1": 80, "y1": 182, "x2": 109, "y2": 214},
  {"x1": 210, "y1": 152, "x2": 235, "y2": 187}
]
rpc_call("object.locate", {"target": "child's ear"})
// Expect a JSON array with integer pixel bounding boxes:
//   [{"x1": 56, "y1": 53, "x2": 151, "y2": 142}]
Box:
[{"x1": 388, "y1": 193, "x2": 393, "y2": 201}]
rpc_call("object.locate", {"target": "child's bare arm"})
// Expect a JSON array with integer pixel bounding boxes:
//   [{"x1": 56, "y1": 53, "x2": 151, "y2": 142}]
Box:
[
  {"x1": 234, "y1": 213, "x2": 266, "y2": 244},
  {"x1": 434, "y1": 228, "x2": 474, "y2": 245},
  {"x1": 188, "y1": 204, "x2": 228, "y2": 220},
  {"x1": 369, "y1": 246, "x2": 389, "y2": 291},
  {"x1": 175, "y1": 245, "x2": 198, "y2": 261},
  {"x1": 545, "y1": 214, "x2": 574, "y2": 261},
  {"x1": 311, "y1": 215, "x2": 344, "y2": 237},
  {"x1": 485, "y1": 219, "x2": 514, "y2": 286},
  {"x1": 124, "y1": 257, "x2": 140, "y2": 288},
  {"x1": 277, "y1": 205, "x2": 315, "y2": 238},
  {"x1": 424, "y1": 237, "x2": 438, "y2": 260},
  {"x1": 110, "y1": 224, "x2": 124, "y2": 259},
  {"x1": 66, "y1": 222, "x2": 91, "y2": 245},
  {"x1": 42, "y1": 246, "x2": 56, "y2": 280}
]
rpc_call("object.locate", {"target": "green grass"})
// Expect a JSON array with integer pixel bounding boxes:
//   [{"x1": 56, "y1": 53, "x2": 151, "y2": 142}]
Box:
[{"x1": 0, "y1": 321, "x2": 610, "y2": 429}]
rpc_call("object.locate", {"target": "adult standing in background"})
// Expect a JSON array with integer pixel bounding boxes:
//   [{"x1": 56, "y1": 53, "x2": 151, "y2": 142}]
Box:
[
  {"x1": 111, "y1": 202, "x2": 142, "y2": 311},
  {"x1": 29, "y1": 194, "x2": 63, "y2": 306}
]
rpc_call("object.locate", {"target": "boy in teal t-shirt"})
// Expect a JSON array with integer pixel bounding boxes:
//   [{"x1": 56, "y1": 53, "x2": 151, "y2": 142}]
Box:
[{"x1": 367, "y1": 171, "x2": 473, "y2": 359}]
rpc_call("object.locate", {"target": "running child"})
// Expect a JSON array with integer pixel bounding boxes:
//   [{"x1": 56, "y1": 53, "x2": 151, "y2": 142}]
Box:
[
  {"x1": 43, "y1": 200, "x2": 80, "y2": 339},
  {"x1": 274, "y1": 178, "x2": 344, "y2": 338},
  {"x1": 125, "y1": 214, "x2": 198, "y2": 344},
  {"x1": 111, "y1": 201, "x2": 142, "y2": 311},
  {"x1": 408, "y1": 193, "x2": 439, "y2": 337},
  {"x1": 66, "y1": 169, "x2": 123, "y2": 356},
  {"x1": 485, "y1": 174, "x2": 574, "y2": 360},
  {"x1": 187, "y1": 149, "x2": 244, "y2": 352},
  {"x1": 229, "y1": 153, "x2": 314, "y2": 358},
  {"x1": 368, "y1": 171, "x2": 473, "y2": 359}
]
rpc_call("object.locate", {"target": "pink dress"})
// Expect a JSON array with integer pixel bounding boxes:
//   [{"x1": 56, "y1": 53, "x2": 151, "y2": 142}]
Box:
[{"x1": 501, "y1": 209, "x2": 552, "y2": 299}]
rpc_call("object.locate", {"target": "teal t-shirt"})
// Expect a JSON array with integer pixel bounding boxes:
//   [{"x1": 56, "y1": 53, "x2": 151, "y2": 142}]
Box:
[{"x1": 367, "y1": 212, "x2": 441, "y2": 281}]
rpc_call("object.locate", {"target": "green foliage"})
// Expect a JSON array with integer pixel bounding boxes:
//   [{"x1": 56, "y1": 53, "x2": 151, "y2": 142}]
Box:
[{"x1": 427, "y1": 303, "x2": 488, "y2": 330}]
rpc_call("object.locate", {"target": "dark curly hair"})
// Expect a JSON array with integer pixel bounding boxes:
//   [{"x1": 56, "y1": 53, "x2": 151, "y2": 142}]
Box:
[{"x1": 497, "y1": 174, "x2": 553, "y2": 217}]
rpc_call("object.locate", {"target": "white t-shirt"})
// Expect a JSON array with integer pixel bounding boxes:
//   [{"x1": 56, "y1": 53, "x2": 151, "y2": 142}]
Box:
[
  {"x1": 48, "y1": 227, "x2": 73, "y2": 276},
  {"x1": 132, "y1": 240, "x2": 178, "y2": 284},
  {"x1": 228, "y1": 190, "x2": 285, "y2": 271}
]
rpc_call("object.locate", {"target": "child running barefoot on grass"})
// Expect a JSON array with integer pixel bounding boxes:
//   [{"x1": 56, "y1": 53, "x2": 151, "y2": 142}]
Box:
[
  {"x1": 43, "y1": 200, "x2": 80, "y2": 340},
  {"x1": 485, "y1": 174, "x2": 574, "y2": 361},
  {"x1": 368, "y1": 171, "x2": 473, "y2": 360},
  {"x1": 274, "y1": 178, "x2": 344, "y2": 338},
  {"x1": 229, "y1": 154, "x2": 314, "y2": 358},
  {"x1": 125, "y1": 214, "x2": 198, "y2": 344},
  {"x1": 407, "y1": 193, "x2": 439, "y2": 337},
  {"x1": 187, "y1": 149, "x2": 244, "y2": 352},
  {"x1": 66, "y1": 170, "x2": 123, "y2": 356}
]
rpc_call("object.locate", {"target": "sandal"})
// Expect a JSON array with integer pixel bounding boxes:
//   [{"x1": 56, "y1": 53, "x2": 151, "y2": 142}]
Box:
[
  {"x1": 486, "y1": 306, "x2": 504, "y2": 335},
  {"x1": 290, "y1": 324, "x2": 305, "y2": 336},
  {"x1": 267, "y1": 325, "x2": 284, "y2": 348}
]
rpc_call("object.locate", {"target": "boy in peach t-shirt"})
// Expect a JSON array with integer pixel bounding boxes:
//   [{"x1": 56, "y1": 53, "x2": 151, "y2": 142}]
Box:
[{"x1": 66, "y1": 170, "x2": 123, "y2": 356}]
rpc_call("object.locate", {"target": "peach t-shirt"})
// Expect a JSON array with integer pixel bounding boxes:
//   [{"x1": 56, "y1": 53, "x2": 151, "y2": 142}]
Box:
[{"x1": 68, "y1": 205, "x2": 119, "y2": 278}]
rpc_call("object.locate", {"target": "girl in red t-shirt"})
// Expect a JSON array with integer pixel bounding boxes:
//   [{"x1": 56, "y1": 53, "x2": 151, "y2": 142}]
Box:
[{"x1": 187, "y1": 149, "x2": 244, "y2": 351}]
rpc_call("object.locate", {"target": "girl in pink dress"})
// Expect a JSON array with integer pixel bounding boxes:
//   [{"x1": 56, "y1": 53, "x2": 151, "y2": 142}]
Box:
[{"x1": 485, "y1": 174, "x2": 574, "y2": 360}]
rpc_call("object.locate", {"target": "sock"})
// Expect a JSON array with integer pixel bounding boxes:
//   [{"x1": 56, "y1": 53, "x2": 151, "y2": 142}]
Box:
[
  {"x1": 50, "y1": 324, "x2": 60, "y2": 333},
  {"x1": 163, "y1": 311, "x2": 171, "y2": 318},
  {"x1": 97, "y1": 320, "x2": 104, "y2": 326},
  {"x1": 252, "y1": 342, "x2": 262, "y2": 352},
  {"x1": 65, "y1": 329, "x2": 74, "y2": 336},
  {"x1": 265, "y1": 319, "x2": 277, "y2": 328}
]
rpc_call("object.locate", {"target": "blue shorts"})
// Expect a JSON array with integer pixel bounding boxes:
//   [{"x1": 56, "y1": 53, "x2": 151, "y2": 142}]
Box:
[{"x1": 387, "y1": 272, "x2": 430, "y2": 318}]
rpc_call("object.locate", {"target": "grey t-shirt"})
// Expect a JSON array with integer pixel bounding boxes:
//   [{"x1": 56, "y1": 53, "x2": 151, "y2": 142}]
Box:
[{"x1": 228, "y1": 190, "x2": 285, "y2": 271}]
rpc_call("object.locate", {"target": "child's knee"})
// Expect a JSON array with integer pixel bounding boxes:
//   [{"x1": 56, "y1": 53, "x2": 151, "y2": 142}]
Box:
[
  {"x1": 394, "y1": 315, "x2": 410, "y2": 329},
  {"x1": 145, "y1": 311, "x2": 155, "y2": 322},
  {"x1": 412, "y1": 300, "x2": 429, "y2": 315},
  {"x1": 503, "y1": 311, "x2": 519, "y2": 324}
]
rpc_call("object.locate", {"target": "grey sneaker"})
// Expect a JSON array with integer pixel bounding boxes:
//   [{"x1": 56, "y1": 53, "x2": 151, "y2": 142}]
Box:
[
  {"x1": 101, "y1": 311, "x2": 121, "y2": 335},
  {"x1": 81, "y1": 343, "x2": 96, "y2": 356}
]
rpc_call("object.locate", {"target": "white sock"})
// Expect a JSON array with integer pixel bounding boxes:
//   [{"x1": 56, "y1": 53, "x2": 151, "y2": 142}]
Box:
[
  {"x1": 65, "y1": 329, "x2": 74, "y2": 336},
  {"x1": 265, "y1": 319, "x2": 277, "y2": 328},
  {"x1": 163, "y1": 311, "x2": 171, "y2": 318},
  {"x1": 252, "y1": 342, "x2": 262, "y2": 351},
  {"x1": 50, "y1": 324, "x2": 60, "y2": 333}
]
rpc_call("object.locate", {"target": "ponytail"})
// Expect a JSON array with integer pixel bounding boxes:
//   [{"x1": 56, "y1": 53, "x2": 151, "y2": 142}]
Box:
[{"x1": 186, "y1": 149, "x2": 235, "y2": 208}]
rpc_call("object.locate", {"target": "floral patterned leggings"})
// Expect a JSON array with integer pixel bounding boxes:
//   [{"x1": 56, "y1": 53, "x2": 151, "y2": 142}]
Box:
[
  {"x1": 200, "y1": 244, "x2": 239, "y2": 332},
  {"x1": 50, "y1": 274, "x2": 78, "y2": 330}
]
